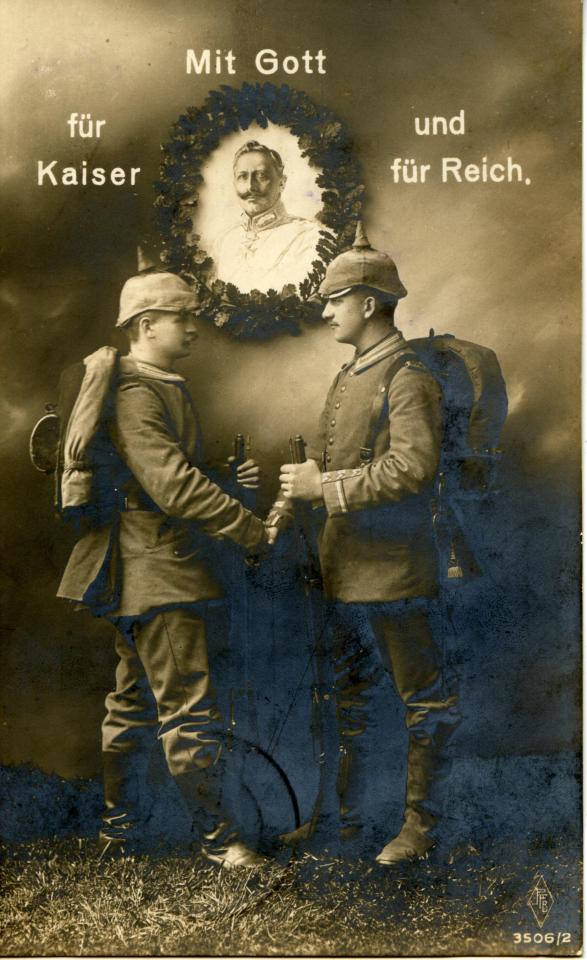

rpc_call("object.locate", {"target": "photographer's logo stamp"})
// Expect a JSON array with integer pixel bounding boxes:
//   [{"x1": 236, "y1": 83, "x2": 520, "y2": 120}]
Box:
[{"x1": 527, "y1": 874, "x2": 554, "y2": 928}]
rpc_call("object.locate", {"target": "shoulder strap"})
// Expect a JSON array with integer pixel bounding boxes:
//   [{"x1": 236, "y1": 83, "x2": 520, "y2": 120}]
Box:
[
  {"x1": 360, "y1": 352, "x2": 417, "y2": 463},
  {"x1": 54, "y1": 362, "x2": 86, "y2": 512}
]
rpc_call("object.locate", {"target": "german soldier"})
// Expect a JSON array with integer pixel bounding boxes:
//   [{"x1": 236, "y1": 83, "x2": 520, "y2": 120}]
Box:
[
  {"x1": 57, "y1": 272, "x2": 269, "y2": 868},
  {"x1": 267, "y1": 226, "x2": 460, "y2": 865}
]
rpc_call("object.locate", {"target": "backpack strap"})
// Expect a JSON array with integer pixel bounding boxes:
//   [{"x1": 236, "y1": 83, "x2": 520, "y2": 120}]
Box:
[{"x1": 360, "y1": 351, "x2": 423, "y2": 463}]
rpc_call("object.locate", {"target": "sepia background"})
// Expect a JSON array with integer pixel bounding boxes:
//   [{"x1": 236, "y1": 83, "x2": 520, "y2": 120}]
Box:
[{"x1": 0, "y1": 0, "x2": 580, "y2": 861}]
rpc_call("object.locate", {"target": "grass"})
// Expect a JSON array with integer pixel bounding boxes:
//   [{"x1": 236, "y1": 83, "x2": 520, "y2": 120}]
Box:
[{"x1": 0, "y1": 838, "x2": 581, "y2": 956}]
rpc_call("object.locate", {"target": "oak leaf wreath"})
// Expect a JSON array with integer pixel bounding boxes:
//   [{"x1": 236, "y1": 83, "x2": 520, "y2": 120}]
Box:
[{"x1": 154, "y1": 82, "x2": 364, "y2": 339}]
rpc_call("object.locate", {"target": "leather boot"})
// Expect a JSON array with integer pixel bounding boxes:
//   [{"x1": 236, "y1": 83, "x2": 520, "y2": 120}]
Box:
[
  {"x1": 279, "y1": 820, "x2": 315, "y2": 847},
  {"x1": 376, "y1": 732, "x2": 444, "y2": 866},
  {"x1": 99, "y1": 749, "x2": 145, "y2": 848},
  {"x1": 280, "y1": 742, "x2": 366, "y2": 851},
  {"x1": 173, "y1": 769, "x2": 270, "y2": 869},
  {"x1": 97, "y1": 834, "x2": 135, "y2": 859},
  {"x1": 201, "y1": 821, "x2": 270, "y2": 869}
]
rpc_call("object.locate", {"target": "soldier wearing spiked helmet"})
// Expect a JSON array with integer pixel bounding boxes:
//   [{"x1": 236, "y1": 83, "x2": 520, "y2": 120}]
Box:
[{"x1": 268, "y1": 225, "x2": 460, "y2": 865}]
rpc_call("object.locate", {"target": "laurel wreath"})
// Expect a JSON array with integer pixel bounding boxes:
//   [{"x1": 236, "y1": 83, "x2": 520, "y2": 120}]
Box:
[{"x1": 154, "y1": 82, "x2": 364, "y2": 339}]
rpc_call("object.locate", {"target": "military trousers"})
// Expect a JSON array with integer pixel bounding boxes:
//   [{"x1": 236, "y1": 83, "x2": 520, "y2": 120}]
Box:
[
  {"x1": 329, "y1": 600, "x2": 460, "y2": 836},
  {"x1": 101, "y1": 603, "x2": 230, "y2": 841}
]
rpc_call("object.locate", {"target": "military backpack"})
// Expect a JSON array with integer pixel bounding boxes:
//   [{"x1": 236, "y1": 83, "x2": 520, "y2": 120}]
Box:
[{"x1": 363, "y1": 330, "x2": 508, "y2": 583}]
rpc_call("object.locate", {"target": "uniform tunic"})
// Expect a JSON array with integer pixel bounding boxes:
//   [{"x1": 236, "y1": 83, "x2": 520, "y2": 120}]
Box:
[
  {"x1": 211, "y1": 200, "x2": 324, "y2": 294},
  {"x1": 58, "y1": 356, "x2": 266, "y2": 617},
  {"x1": 270, "y1": 330, "x2": 443, "y2": 602}
]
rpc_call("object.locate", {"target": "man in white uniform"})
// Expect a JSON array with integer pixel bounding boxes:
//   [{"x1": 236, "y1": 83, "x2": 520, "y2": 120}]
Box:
[{"x1": 211, "y1": 141, "x2": 324, "y2": 294}]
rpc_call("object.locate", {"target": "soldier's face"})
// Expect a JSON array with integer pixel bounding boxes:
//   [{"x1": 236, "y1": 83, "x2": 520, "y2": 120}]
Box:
[
  {"x1": 149, "y1": 310, "x2": 198, "y2": 361},
  {"x1": 322, "y1": 291, "x2": 368, "y2": 346},
  {"x1": 233, "y1": 153, "x2": 284, "y2": 216}
]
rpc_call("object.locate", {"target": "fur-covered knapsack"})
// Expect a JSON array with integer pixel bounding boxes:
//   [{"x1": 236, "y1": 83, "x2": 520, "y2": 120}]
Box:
[{"x1": 363, "y1": 330, "x2": 508, "y2": 582}]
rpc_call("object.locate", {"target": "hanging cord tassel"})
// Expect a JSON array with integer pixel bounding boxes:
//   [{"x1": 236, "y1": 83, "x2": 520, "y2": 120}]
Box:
[{"x1": 447, "y1": 541, "x2": 464, "y2": 580}]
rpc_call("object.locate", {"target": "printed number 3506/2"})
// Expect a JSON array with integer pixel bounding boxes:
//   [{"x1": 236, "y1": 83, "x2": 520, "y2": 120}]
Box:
[{"x1": 513, "y1": 933, "x2": 571, "y2": 945}]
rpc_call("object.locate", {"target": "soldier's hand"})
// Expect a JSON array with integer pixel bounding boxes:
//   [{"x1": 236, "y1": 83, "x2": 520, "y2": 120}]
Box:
[
  {"x1": 279, "y1": 460, "x2": 323, "y2": 501},
  {"x1": 228, "y1": 456, "x2": 261, "y2": 490},
  {"x1": 245, "y1": 524, "x2": 274, "y2": 567}
]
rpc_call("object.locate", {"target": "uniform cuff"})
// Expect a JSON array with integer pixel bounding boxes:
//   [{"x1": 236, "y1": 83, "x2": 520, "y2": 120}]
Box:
[{"x1": 321, "y1": 468, "x2": 362, "y2": 517}]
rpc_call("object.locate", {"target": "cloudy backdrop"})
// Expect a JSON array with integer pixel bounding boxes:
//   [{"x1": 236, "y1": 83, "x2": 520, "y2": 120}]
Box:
[{"x1": 0, "y1": 0, "x2": 580, "y2": 785}]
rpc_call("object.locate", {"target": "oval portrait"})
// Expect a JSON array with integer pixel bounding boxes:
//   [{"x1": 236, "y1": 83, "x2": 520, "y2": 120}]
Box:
[
  {"x1": 155, "y1": 83, "x2": 364, "y2": 338},
  {"x1": 196, "y1": 125, "x2": 325, "y2": 296}
]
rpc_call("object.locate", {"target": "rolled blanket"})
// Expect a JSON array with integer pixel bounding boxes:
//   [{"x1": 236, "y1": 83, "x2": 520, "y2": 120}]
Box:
[{"x1": 61, "y1": 346, "x2": 119, "y2": 510}]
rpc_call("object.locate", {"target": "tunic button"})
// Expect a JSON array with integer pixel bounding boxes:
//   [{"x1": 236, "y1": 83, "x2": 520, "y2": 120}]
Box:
[
  {"x1": 335, "y1": 401, "x2": 341, "y2": 409},
  {"x1": 330, "y1": 419, "x2": 336, "y2": 426},
  {"x1": 326, "y1": 454, "x2": 331, "y2": 462},
  {"x1": 380, "y1": 386, "x2": 386, "y2": 393},
  {"x1": 341, "y1": 386, "x2": 346, "y2": 392},
  {"x1": 328, "y1": 437, "x2": 334, "y2": 444}
]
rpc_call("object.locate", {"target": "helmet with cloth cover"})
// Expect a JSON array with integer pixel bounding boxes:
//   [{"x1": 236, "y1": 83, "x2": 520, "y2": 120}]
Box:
[{"x1": 116, "y1": 272, "x2": 199, "y2": 328}]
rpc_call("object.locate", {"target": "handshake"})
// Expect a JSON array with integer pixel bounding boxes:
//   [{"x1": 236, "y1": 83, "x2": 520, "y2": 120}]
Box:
[{"x1": 227, "y1": 436, "x2": 324, "y2": 559}]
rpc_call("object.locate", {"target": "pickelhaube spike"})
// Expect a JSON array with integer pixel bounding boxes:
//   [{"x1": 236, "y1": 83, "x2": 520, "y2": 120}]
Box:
[
  {"x1": 137, "y1": 245, "x2": 157, "y2": 274},
  {"x1": 353, "y1": 221, "x2": 372, "y2": 250}
]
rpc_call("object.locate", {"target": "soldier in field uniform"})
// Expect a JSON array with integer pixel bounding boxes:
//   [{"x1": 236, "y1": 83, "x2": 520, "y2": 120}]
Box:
[
  {"x1": 267, "y1": 226, "x2": 460, "y2": 865},
  {"x1": 57, "y1": 272, "x2": 270, "y2": 868}
]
